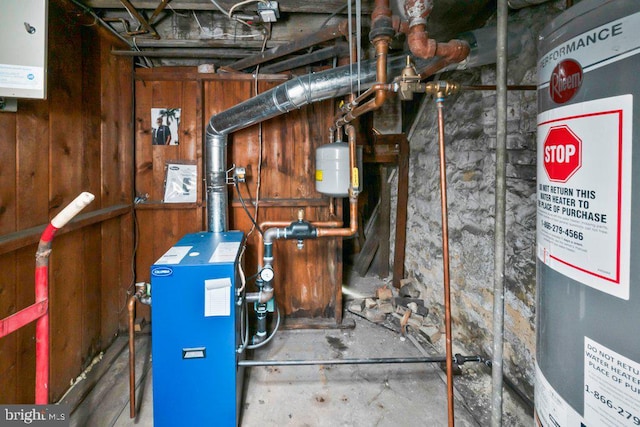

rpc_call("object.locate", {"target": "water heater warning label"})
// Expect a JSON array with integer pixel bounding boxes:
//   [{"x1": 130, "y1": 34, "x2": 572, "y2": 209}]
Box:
[
  {"x1": 537, "y1": 95, "x2": 633, "y2": 300},
  {"x1": 584, "y1": 337, "x2": 640, "y2": 425}
]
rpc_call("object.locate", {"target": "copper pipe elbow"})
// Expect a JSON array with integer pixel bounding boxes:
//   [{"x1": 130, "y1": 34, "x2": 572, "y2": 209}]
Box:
[
  {"x1": 407, "y1": 25, "x2": 437, "y2": 59},
  {"x1": 435, "y1": 39, "x2": 471, "y2": 64}
]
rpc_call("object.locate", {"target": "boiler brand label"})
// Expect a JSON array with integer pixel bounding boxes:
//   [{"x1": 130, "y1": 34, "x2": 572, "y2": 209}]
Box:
[
  {"x1": 152, "y1": 267, "x2": 173, "y2": 277},
  {"x1": 538, "y1": 11, "x2": 640, "y2": 88},
  {"x1": 584, "y1": 337, "x2": 640, "y2": 425},
  {"x1": 549, "y1": 59, "x2": 583, "y2": 104},
  {"x1": 537, "y1": 95, "x2": 633, "y2": 300}
]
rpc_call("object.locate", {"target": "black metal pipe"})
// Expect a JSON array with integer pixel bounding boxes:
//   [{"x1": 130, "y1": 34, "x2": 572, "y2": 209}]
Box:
[{"x1": 239, "y1": 356, "x2": 447, "y2": 367}]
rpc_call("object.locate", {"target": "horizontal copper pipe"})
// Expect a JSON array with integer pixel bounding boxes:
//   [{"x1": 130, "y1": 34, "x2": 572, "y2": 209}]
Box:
[{"x1": 257, "y1": 220, "x2": 343, "y2": 268}]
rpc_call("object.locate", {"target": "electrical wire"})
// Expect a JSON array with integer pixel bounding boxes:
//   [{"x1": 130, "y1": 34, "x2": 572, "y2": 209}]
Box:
[
  {"x1": 228, "y1": 0, "x2": 267, "y2": 18},
  {"x1": 210, "y1": 0, "x2": 259, "y2": 28},
  {"x1": 192, "y1": 10, "x2": 204, "y2": 32},
  {"x1": 356, "y1": 0, "x2": 361, "y2": 94},
  {"x1": 210, "y1": 0, "x2": 232, "y2": 16},
  {"x1": 234, "y1": 179, "x2": 264, "y2": 235},
  {"x1": 347, "y1": 0, "x2": 354, "y2": 96},
  {"x1": 320, "y1": 1, "x2": 350, "y2": 28},
  {"x1": 246, "y1": 27, "x2": 270, "y2": 238},
  {"x1": 246, "y1": 302, "x2": 281, "y2": 350}
]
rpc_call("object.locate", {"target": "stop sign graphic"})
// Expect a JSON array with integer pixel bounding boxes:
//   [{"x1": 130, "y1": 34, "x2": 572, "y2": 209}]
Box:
[{"x1": 543, "y1": 125, "x2": 582, "y2": 182}]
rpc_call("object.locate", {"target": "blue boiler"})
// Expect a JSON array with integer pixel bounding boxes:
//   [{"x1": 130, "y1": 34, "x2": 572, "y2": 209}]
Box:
[{"x1": 151, "y1": 231, "x2": 244, "y2": 426}]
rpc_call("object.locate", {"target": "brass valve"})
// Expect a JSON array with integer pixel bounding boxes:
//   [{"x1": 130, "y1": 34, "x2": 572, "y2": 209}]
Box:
[
  {"x1": 396, "y1": 56, "x2": 425, "y2": 101},
  {"x1": 394, "y1": 56, "x2": 461, "y2": 100},
  {"x1": 424, "y1": 80, "x2": 461, "y2": 98}
]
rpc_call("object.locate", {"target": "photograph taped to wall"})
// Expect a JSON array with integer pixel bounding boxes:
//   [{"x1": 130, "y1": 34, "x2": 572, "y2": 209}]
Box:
[
  {"x1": 164, "y1": 162, "x2": 197, "y2": 203},
  {"x1": 151, "y1": 107, "x2": 181, "y2": 145}
]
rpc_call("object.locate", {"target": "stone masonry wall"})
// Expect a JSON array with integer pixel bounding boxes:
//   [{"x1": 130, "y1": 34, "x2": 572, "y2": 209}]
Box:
[{"x1": 390, "y1": 2, "x2": 566, "y2": 401}]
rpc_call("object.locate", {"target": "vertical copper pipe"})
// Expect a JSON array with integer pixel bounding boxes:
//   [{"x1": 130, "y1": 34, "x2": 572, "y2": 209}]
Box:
[
  {"x1": 128, "y1": 294, "x2": 138, "y2": 418},
  {"x1": 436, "y1": 93, "x2": 455, "y2": 427}
]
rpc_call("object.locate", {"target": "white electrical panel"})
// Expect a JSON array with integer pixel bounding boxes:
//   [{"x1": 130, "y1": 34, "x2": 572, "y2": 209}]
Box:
[{"x1": 0, "y1": 0, "x2": 48, "y2": 99}]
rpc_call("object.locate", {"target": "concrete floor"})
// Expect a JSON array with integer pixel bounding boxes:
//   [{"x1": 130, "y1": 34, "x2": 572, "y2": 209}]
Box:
[
  {"x1": 68, "y1": 272, "x2": 530, "y2": 426},
  {"x1": 70, "y1": 318, "x2": 481, "y2": 427}
]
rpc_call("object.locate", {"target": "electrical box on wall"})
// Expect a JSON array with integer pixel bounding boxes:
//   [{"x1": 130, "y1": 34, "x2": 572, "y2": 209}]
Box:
[{"x1": 0, "y1": 0, "x2": 48, "y2": 99}]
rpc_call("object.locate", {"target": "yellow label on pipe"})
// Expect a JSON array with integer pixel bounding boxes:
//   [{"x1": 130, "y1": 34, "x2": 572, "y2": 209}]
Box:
[
  {"x1": 352, "y1": 168, "x2": 359, "y2": 188},
  {"x1": 315, "y1": 170, "x2": 323, "y2": 181}
]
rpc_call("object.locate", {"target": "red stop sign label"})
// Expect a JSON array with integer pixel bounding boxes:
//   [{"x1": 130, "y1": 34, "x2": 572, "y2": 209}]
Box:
[{"x1": 543, "y1": 125, "x2": 582, "y2": 182}]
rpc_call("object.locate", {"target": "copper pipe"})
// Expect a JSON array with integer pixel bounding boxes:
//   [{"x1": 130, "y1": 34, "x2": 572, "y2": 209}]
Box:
[
  {"x1": 315, "y1": 201, "x2": 358, "y2": 237},
  {"x1": 418, "y1": 56, "x2": 454, "y2": 80},
  {"x1": 435, "y1": 40, "x2": 471, "y2": 64},
  {"x1": 407, "y1": 25, "x2": 437, "y2": 58},
  {"x1": 128, "y1": 285, "x2": 145, "y2": 419},
  {"x1": 335, "y1": 39, "x2": 392, "y2": 127},
  {"x1": 257, "y1": 219, "x2": 343, "y2": 267},
  {"x1": 316, "y1": 125, "x2": 359, "y2": 238},
  {"x1": 436, "y1": 93, "x2": 455, "y2": 427}
]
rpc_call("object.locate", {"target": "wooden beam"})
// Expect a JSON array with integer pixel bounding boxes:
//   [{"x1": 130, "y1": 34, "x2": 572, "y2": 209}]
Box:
[
  {"x1": 84, "y1": 0, "x2": 374, "y2": 13},
  {"x1": 0, "y1": 205, "x2": 131, "y2": 256},
  {"x1": 377, "y1": 166, "x2": 390, "y2": 278},
  {"x1": 393, "y1": 135, "x2": 409, "y2": 288}
]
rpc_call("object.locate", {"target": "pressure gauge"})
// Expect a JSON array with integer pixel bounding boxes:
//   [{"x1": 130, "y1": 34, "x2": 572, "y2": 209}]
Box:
[{"x1": 259, "y1": 266, "x2": 274, "y2": 282}]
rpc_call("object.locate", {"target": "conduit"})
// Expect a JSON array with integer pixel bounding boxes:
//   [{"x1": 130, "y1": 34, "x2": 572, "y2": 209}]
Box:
[
  {"x1": 128, "y1": 283, "x2": 150, "y2": 419},
  {"x1": 491, "y1": 0, "x2": 509, "y2": 424}
]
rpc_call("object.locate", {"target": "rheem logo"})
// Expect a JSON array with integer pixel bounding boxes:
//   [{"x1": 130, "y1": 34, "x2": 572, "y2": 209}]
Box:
[
  {"x1": 550, "y1": 59, "x2": 583, "y2": 104},
  {"x1": 543, "y1": 125, "x2": 582, "y2": 182}
]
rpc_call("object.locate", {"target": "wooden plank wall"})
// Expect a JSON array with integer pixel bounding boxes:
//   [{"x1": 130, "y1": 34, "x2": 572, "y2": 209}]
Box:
[
  {"x1": 134, "y1": 70, "x2": 342, "y2": 321},
  {"x1": 0, "y1": 1, "x2": 134, "y2": 403},
  {"x1": 133, "y1": 72, "x2": 204, "y2": 324}
]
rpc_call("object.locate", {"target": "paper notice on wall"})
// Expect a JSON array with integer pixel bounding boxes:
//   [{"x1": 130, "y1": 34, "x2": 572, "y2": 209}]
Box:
[
  {"x1": 584, "y1": 337, "x2": 640, "y2": 426},
  {"x1": 204, "y1": 278, "x2": 231, "y2": 317},
  {"x1": 537, "y1": 94, "x2": 633, "y2": 300}
]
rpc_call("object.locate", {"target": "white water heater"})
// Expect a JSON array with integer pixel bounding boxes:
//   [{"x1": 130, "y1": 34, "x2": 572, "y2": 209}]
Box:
[{"x1": 535, "y1": 0, "x2": 640, "y2": 425}]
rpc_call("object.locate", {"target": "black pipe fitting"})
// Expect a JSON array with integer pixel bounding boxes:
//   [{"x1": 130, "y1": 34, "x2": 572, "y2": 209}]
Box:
[
  {"x1": 284, "y1": 220, "x2": 317, "y2": 240},
  {"x1": 453, "y1": 353, "x2": 492, "y2": 367},
  {"x1": 369, "y1": 16, "x2": 395, "y2": 42},
  {"x1": 253, "y1": 303, "x2": 268, "y2": 345}
]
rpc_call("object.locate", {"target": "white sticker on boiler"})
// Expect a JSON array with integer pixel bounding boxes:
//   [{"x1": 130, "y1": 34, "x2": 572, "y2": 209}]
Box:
[
  {"x1": 584, "y1": 337, "x2": 640, "y2": 425},
  {"x1": 209, "y1": 242, "x2": 241, "y2": 263},
  {"x1": 156, "y1": 246, "x2": 192, "y2": 265},
  {"x1": 204, "y1": 278, "x2": 231, "y2": 317},
  {"x1": 537, "y1": 94, "x2": 633, "y2": 300}
]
